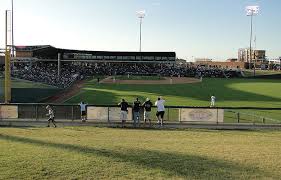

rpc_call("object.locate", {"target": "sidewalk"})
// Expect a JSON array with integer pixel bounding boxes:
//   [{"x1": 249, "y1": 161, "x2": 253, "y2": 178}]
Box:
[{"x1": 1, "y1": 119, "x2": 281, "y2": 130}]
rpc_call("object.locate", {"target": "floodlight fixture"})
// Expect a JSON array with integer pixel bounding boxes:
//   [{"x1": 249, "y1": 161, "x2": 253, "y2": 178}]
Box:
[
  {"x1": 136, "y1": 10, "x2": 146, "y2": 19},
  {"x1": 246, "y1": 6, "x2": 259, "y2": 16}
]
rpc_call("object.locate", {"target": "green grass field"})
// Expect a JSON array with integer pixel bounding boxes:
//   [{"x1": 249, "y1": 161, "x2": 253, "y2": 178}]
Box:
[
  {"x1": 66, "y1": 77, "x2": 281, "y2": 123},
  {"x1": 0, "y1": 78, "x2": 56, "y2": 89},
  {"x1": 243, "y1": 70, "x2": 281, "y2": 77},
  {"x1": 0, "y1": 78, "x2": 60, "y2": 103},
  {"x1": 0, "y1": 127, "x2": 280, "y2": 179},
  {"x1": 67, "y1": 78, "x2": 281, "y2": 108}
]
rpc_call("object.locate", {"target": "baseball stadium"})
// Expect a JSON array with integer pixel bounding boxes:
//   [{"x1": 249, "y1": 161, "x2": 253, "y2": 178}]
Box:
[{"x1": 1, "y1": 1, "x2": 281, "y2": 179}]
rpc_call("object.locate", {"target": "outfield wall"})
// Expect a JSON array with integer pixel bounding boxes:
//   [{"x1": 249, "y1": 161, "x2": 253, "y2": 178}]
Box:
[
  {"x1": 1, "y1": 104, "x2": 281, "y2": 125},
  {"x1": 0, "y1": 104, "x2": 223, "y2": 123},
  {"x1": 0, "y1": 79, "x2": 3, "y2": 103}
]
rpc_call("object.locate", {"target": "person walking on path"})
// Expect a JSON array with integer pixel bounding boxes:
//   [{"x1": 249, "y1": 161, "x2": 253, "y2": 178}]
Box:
[{"x1": 46, "y1": 105, "x2": 56, "y2": 128}]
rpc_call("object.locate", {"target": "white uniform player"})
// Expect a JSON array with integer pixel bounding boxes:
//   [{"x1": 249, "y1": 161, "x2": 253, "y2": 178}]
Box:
[{"x1": 210, "y1": 95, "x2": 216, "y2": 107}]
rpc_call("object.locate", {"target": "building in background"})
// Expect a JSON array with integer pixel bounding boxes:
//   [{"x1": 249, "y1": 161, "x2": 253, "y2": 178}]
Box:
[
  {"x1": 195, "y1": 59, "x2": 247, "y2": 69},
  {"x1": 238, "y1": 48, "x2": 266, "y2": 62},
  {"x1": 237, "y1": 48, "x2": 268, "y2": 69},
  {"x1": 195, "y1": 58, "x2": 213, "y2": 62}
]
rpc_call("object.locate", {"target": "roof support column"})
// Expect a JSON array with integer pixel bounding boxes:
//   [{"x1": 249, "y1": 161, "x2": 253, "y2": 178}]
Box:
[{"x1": 58, "y1": 53, "x2": 61, "y2": 79}]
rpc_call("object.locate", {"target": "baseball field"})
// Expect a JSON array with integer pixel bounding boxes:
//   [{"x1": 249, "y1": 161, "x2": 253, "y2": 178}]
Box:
[
  {"x1": 64, "y1": 77, "x2": 281, "y2": 123},
  {"x1": 1, "y1": 76, "x2": 281, "y2": 179},
  {"x1": 66, "y1": 77, "x2": 281, "y2": 107}
]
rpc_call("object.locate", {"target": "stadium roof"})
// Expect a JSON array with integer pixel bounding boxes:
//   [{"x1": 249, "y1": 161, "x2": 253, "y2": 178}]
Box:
[
  {"x1": 16, "y1": 45, "x2": 175, "y2": 56},
  {"x1": 15, "y1": 45, "x2": 176, "y2": 63}
]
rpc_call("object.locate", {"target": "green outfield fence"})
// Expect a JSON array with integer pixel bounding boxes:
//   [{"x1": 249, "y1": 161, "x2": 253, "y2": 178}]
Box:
[{"x1": 0, "y1": 103, "x2": 281, "y2": 125}]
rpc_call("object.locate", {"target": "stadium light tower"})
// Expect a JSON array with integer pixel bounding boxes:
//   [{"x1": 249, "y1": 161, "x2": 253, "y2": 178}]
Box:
[
  {"x1": 246, "y1": 5, "x2": 259, "y2": 77},
  {"x1": 136, "y1": 10, "x2": 145, "y2": 53}
]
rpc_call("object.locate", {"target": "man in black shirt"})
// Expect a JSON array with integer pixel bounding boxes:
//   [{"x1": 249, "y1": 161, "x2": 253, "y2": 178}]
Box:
[
  {"x1": 133, "y1": 98, "x2": 141, "y2": 127},
  {"x1": 142, "y1": 98, "x2": 153, "y2": 127},
  {"x1": 118, "y1": 99, "x2": 129, "y2": 128}
]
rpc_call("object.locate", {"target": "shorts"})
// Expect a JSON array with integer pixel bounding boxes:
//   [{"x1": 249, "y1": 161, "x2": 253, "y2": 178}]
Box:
[
  {"x1": 144, "y1": 111, "x2": 151, "y2": 120},
  {"x1": 156, "y1": 111, "x2": 165, "y2": 119},
  {"x1": 81, "y1": 111, "x2": 86, "y2": 116},
  {"x1": 48, "y1": 117, "x2": 55, "y2": 122},
  {"x1": 120, "y1": 111, "x2": 128, "y2": 120}
]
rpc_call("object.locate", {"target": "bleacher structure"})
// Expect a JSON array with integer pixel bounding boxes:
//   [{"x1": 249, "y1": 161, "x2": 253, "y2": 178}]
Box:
[{"x1": 14, "y1": 45, "x2": 176, "y2": 64}]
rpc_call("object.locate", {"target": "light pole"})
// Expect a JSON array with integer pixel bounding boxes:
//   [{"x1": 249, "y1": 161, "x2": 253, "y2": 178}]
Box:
[
  {"x1": 136, "y1": 10, "x2": 145, "y2": 53},
  {"x1": 246, "y1": 5, "x2": 259, "y2": 76},
  {"x1": 11, "y1": 0, "x2": 14, "y2": 57}
]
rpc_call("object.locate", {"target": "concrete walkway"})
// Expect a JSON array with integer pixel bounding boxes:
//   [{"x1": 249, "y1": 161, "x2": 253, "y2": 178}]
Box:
[{"x1": 1, "y1": 120, "x2": 281, "y2": 130}]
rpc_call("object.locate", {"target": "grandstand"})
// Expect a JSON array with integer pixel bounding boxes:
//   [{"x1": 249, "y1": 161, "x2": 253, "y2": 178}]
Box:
[
  {"x1": 7, "y1": 45, "x2": 243, "y2": 89},
  {"x1": 14, "y1": 45, "x2": 176, "y2": 63}
]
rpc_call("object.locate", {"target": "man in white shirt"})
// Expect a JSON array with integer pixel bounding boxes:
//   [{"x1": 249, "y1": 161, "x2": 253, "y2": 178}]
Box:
[
  {"x1": 79, "y1": 102, "x2": 87, "y2": 122},
  {"x1": 155, "y1": 97, "x2": 165, "y2": 126},
  {"x1": 210, "y1": 95, "x2": 216, "y2": 107}
]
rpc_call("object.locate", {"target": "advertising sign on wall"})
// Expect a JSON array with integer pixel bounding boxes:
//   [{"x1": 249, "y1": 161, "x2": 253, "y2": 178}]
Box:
[
  {"x1": 179, "y1": 109, "x2": 224, "y2": 123},
  {"x1": 0, "y1": 105, "x2": 18, "y2": 119},
  {"x1": 87, "y1": 107, "x2": 132, "y2": 121}
]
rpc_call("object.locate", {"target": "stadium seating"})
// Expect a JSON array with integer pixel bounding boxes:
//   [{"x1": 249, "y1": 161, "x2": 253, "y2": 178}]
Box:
[{"x1": 10, "y1": 62, "x2": 242, "y2": 88}]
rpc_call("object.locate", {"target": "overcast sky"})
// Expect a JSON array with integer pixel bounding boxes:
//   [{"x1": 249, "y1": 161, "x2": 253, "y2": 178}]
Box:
[{"x1": 0, "y1": 0, "x2": 280, "y2": 60}]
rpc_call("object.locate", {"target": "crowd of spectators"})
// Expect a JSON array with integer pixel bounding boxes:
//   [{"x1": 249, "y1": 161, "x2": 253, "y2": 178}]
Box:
[
  {"x1": 69, "y1": 63, "x2": 242, "y2": 78},
  {"x1": 12, "y1": 62, "x2": 79, "y2": 88},
  {"x1": 10, "y1": 62, "x2": 242, "y2": 88}
]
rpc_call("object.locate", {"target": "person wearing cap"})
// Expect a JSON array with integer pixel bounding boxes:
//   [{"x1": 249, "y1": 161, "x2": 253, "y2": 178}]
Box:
[
  {"x1": 142, "y1": 98, "x2": 153, "y2": 127},
  {"x1": 46, "y1": 105, "x2": 56, "y2": 128},
  {"x1": 155, "y1": 97, "x2": 165, "y2": 126}
]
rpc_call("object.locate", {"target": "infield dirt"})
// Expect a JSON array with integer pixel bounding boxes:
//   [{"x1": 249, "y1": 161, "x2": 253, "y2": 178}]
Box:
[{"x1": 101, "y1": 77, "x2": 201, "y2": 85}]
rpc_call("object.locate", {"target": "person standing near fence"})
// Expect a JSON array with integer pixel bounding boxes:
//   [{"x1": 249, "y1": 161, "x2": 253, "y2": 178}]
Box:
[
  {"x1": 155, "y1": 97, "x2": 165, "y2": 127},
  {"x1": 210, "y1": 95, "x2": 216, "y2": 107},
  {"x1": 79, "y1": 102, "x2": 87, "y2": 122},
  {"x1": 133, "y1": 98, "x2": 141, "y2": 127},
  {"x1": 143, "y1": 98, "x2": 153, "y2": 127},
  {"x1": 118, "y1": 99, "x2": 129, "y2": 128},
  {"x1": 46, "y1": 105, "x2": 56, "y2": 128}
]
